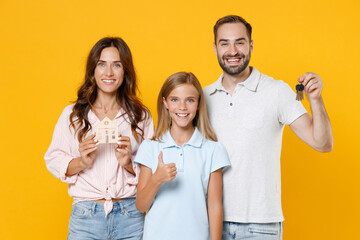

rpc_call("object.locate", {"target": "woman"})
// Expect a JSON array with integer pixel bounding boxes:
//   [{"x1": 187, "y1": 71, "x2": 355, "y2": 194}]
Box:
[{"x1": 45, "y1": 37, "x2": 153, "y2": 240}]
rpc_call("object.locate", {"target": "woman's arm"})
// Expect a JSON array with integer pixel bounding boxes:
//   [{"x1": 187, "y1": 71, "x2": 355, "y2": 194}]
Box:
[
  {"x1": 207, "y1": 169, "x2": 223, "y2": 240},
  {"x1": 115, "y1": 135, "x2": 136, "y2": 175},
  {"x1": 136, "y1": 151, "x2": 177, "y2": 213},
  {"x1": 66, "y1": 133, "x2": 98, "y2": 176},
  {"x1": 121, "y1": 114, "x2": 155, "y2": 176},
  {"x1": 45, "y1": 106, "x2": 94, "y2": 183}
]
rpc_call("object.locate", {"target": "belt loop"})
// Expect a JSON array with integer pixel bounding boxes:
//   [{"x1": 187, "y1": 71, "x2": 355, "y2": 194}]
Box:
[
  {"x1": 92, "y1": 201, "x2": 96, "y2": 215},
  {"x1": 119, "y1": 199, "x2": 124, "y2": 212}
]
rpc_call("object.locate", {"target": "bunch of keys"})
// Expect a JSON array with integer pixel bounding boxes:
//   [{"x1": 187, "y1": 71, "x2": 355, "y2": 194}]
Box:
[{"x1": 296, "y1": 84, "x2": 304, "y2": 101}]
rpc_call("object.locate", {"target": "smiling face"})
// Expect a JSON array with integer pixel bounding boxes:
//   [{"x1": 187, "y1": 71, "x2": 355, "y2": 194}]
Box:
[
  {"x1": 94, "y1": 47, "x2": 124, "y2": 95},
  {"x1": 163, "y1": 83, "x2": 199, "y2": 131},
  {"x1": 214, "y1": 22, "x2": 253, "y2": 76}
]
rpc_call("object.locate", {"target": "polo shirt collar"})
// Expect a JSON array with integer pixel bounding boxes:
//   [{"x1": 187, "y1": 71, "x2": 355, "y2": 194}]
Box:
[
  {"x1": 207, "y1": 75, "x2": 227, "y2": 95},
  {"x1": 209, "y1": 67, "x2": 260, "y2": 94},
  {"x1": 242, "y1": 67, "x2": 260, "y2": 92},
  {"x1": 161, "y1": 127, "x2": 203, "y2": 148}
]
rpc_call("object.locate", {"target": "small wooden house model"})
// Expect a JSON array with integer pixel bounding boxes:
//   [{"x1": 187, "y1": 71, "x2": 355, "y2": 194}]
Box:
[{"x1": 95, "y1": 117, "x2": 118, "y2": 144}]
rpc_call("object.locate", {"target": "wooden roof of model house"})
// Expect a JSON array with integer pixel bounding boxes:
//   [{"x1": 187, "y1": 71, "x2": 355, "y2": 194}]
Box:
[{"x1": 95, "y1": 117, "x2": 118, "y2": 144}]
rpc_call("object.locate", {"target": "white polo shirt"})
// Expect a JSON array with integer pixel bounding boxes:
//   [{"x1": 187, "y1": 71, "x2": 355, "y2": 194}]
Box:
[{"x1": 204, "y1": 67, "x2": 307, "y2": 223}]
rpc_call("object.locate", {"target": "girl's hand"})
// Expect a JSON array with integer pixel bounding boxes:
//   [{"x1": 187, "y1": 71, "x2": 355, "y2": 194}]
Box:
[
  {"x1": 153, "y1": 151, "x2": 177, "y2": 183},
  {"x1": 115, "y1": 135, "x2": 132, "y2": 167},
  {"x1": 78, "y1": 133, "x2": 98, "y2": 169}
]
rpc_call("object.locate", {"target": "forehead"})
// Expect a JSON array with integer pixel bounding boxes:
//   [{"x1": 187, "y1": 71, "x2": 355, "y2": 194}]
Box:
[
  {"x1": 99, "y1": 47, "x2": 120, "y2": 60},
  {"x1": 168, "y1": 83, "x2": 199, "y2": 97},
  {"x1": 216, "y1": 22, "x2": 249, "y2": 42}
]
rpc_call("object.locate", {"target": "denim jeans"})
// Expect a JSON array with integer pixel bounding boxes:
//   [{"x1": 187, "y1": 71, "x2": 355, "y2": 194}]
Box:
[
  {"x1": 68, "y1": 198, "x2": 144, "y2": 240},
  {"x1": 222, "y1": 221, "x2": 283, "y2": 240}
]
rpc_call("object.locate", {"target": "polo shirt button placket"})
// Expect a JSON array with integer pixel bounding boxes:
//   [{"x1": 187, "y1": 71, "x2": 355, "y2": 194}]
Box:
[
  {"x1": 178, "y1": 150, "x2": 184, "y2": 172},
  {"x1": 229, "y1": 95, "x2": 235, "y2": 118}
]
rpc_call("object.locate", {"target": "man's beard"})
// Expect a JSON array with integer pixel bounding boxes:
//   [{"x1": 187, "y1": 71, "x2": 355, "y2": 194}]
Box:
[{"x1": 218, "y1": 51, "x2": 251, "y2": 76}]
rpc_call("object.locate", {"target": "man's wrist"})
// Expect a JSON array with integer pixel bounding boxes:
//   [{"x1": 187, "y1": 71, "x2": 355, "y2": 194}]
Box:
[
  {"x1": 308, "y1": 95, "x2": 325, "y2": 110},
  {"x1": 308, "y1": 94, "x2": 323, "y2": 102}
]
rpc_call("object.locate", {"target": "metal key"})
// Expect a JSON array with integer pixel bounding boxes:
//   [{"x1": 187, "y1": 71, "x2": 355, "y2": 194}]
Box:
[{"x1": 296, "y1": 84, "x2": 304, "y2": 101}]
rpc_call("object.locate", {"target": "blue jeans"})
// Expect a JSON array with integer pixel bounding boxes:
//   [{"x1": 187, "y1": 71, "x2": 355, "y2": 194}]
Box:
[
  {"x1": 68, "y1": 198, "x2": 144, "y2": 240},
  {"x1": 222, "y1": 222, "x2": 283, "y2": 240}
]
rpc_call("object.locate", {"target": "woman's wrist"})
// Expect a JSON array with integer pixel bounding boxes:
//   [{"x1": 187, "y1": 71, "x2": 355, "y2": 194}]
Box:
[
  {"x1": 66, "y1": 157, "x2": 87, "y2": 176},
  {"x1": 123, "y1": 162, "x2": 135, "y2": 174}
]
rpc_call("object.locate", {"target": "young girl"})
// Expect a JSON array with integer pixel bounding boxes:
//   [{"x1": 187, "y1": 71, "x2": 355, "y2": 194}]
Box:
[
  {"x1": 45, "y1": 37, "x2": 154, "y2": 240},
  {"x1": 135, "y1": 72, "x2": 230, "y2": 240}
]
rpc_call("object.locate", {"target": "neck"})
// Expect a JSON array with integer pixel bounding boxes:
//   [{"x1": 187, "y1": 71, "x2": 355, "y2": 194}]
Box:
[
  {"x1": 93, "y1": 91, "x2": 120, "y2": 111},
  {"x1": 222, "y1": 66, "x2": 252, "y2": 94},
  {"x1": 170, "y1": 125, "x2": 195, "y2": 147}
]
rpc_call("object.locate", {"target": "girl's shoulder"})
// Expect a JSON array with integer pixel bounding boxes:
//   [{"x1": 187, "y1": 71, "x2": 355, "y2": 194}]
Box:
[
  {"x1": 201, "y1": 137, "x2": 218, "y2": 146},
  {"x1": 135, "y1": 139, "x2": 162, "y2": 165},
  {"x1": 139, "y1": 139, "x2": 162, "y2": 149},
  {"x1": 201, "y1": 138, "x2": 227, "y2": 153}
]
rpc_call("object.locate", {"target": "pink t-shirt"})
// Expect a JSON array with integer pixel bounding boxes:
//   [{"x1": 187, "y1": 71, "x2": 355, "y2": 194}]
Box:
[{"x1": 45, "y1": 104, "x2": 154, "y2": 215}]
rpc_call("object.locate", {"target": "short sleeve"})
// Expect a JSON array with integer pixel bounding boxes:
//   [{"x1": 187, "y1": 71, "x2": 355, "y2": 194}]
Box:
[
  {"x1": 44, "y1": 105, "x2": 78, "y2": 183},
  {"x1": 210, "y1": 142, "x2": 231, "y2": 173},
  {"x1": 134, "y1": 140, "x2": 156, "y2": 171},
  {"x1": 277, "y1": 81, "x2": 307, "y2": 125}
]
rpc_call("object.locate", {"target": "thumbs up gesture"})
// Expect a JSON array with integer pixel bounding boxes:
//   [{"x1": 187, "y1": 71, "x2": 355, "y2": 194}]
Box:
[{"x1": 153, "y1": 151, "x2": 177, "y2": 183}]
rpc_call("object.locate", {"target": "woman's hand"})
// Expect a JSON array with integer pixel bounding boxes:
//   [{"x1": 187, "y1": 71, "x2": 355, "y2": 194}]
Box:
[
  {"x1": 115, "y1": 135, "x2": 133, "y2": 171},
  {"x1": 78, "y1": 133, "x2": 98, "y2": 169},
  {"x1": 153, "y1": 151, "x2": 177, "y2": 183}
]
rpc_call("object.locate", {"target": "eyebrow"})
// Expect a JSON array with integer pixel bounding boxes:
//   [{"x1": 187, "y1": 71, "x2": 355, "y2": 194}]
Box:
[
  {"x1": 98, "y1": 60, "x2": 121, "y2": 63},
  {"x1": 168, "y1": 95, "x2": 197, "y2": 98},
  {"x1": 218, "y1": 38, "x2": 247, "y2": 43}
]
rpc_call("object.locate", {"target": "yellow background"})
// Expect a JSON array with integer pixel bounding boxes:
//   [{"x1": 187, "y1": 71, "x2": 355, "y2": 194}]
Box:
[{"x1": 1, "y1": 0, "x2": 359, "y2": 239}]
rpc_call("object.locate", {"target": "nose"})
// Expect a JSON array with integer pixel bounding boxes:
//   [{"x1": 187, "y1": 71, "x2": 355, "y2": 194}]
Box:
[
  {"x1": 179, "y1": 100, "x2": 187, "y2": 110},
  {"x1": 105, "y1": 66, "x2": 114, "y2": 76},
  {"x1": 228, "y1": 43, "x2": 237, "y2": 55}
]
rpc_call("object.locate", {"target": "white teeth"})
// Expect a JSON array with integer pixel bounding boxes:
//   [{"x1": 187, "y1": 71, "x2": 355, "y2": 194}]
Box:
[
  {"x1": 103, "y1": 80, "x2": 115, "y2": 83},
  {"x1": 227, "y1": 59, "x2": 240, "y2": 62},
  {"x1": 176, "y1": 113, "x2": 188, "y2": 117}
]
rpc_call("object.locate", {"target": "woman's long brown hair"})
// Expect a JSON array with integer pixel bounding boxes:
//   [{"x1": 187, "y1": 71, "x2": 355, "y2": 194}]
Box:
[{"x1": 69, "y1": 37, "x2": 149, "y2": 142}]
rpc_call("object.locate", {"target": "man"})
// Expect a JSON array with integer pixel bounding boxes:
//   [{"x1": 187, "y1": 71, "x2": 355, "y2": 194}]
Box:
[{"x1": 203, "y1": 15, "x2": 333, "y2": 239}]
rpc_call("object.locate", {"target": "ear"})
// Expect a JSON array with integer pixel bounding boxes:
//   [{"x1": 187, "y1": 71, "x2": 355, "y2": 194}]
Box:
[
  {"x1": 250, "y1": 39, "x2": 254, "y2": 53},
  {"x1": 162, "y1": 97, "x2": 168, "y2": 109},
  {"x1": 213, "y1": 42, "x2": 218, "y2": 56}
]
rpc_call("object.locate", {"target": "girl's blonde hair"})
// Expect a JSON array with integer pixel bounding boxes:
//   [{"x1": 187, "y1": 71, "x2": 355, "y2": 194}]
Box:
[{"x1": 152, "y1": 72, "x2": 217, "y2": 142}]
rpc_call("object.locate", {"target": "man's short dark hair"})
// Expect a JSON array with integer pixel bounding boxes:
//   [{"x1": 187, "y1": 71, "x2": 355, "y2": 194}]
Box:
[{"x1": 213, "y1": 15, "x2": 252, "y2": 43}]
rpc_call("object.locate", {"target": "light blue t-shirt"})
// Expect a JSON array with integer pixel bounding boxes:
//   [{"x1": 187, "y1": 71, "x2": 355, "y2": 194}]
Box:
[{"x1": 134, "y1": 128, "x2": 230, "y2": 240}]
